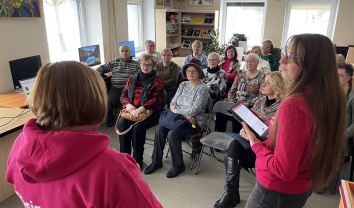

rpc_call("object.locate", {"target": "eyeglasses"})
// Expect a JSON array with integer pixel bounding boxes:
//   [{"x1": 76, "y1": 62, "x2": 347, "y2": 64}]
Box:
[
  {"x1": 260, "y1": 80, "x2": 271, "y2": 87},
  {"x1": 281, "y1": 50, "x2": 295, "y2": 63},
  {"x1": 141, "y1": 63, "x2": 153, "y2": 68},
  {"x1": 207, "y1": 59, "x2": 218, "y2": 62},
  {"x1": 186, "y1": 69, "x2": 198, "y2": 74},
  {"x1": 162, "y1": 54, "x2": 172, "y2": 57}
]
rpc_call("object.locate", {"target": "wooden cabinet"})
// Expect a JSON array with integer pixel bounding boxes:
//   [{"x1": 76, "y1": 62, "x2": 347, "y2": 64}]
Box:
[{"x1": 155, "y1": 9, "x2": 219, "y2": 57}]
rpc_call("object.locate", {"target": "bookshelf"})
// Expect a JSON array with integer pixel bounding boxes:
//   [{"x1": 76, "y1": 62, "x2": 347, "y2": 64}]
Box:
[{"x1": 155, "y1": 9, "x2": 219, "y2": 57}]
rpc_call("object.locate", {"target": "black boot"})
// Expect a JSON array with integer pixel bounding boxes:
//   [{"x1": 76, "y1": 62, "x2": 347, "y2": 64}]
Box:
[{"x1": 213, "y1": 157, "x2": 241, "y2": 208}]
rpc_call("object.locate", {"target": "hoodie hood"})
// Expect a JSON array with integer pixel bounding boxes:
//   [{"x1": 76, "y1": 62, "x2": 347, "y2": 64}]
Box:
[{"x1": 16, "y1": 118, "x2": 110, "y2": 183}]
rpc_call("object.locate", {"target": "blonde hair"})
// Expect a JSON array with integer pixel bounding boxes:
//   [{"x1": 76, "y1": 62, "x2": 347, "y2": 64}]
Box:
[
  {"x1": 30, "y1": 61, "x2": 107, "y2": 128},
  {"x1": 262, "y1": 39, "x2": 274, "y2": 52},
  {"x1": 251, "y1": 46, "x2": 262, "y2": 55},
  {"x1": 141, "y1": 54, "x2": 157, "y2": 69},
  {"x1": 266, "y1": 71, "x2": 286, "y2": 101},
  {"x1": 145, "y1": 40, "x2": 155, "y2": 48}
]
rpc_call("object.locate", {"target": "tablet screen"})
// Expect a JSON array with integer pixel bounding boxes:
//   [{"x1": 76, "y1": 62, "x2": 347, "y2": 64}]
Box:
[{"x1": 232, "y1": 103, "x2": 268, "y2": 136}]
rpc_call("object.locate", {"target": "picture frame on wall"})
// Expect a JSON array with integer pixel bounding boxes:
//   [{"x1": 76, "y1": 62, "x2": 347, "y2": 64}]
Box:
[
  {"x1": 156, "y1": 0, "x2": 163, "y2": 5},
  {"x1": 188, "y1": 0, "x2": 213, "y2": 7},
  {"x1": 164, "y1": 0, "x2": 171, "y2": 6},
  {"x1": 0, "y1": 0, "x2": 41, "y2": 18}
]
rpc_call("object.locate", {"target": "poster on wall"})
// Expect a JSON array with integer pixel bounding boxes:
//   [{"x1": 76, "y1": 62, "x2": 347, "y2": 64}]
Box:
[
  {"x1": 0, "y1": 0, "x2": 41, "y2": 17},
  {"x1": 189, "y1": 0, "x2": 213, "y2": 7},
  {"x1": 164, "y1": 0, "x2": 171, "y2": 6},
  {"x1": 156, "y1": 0, "x2": 163, "y2": 5}
]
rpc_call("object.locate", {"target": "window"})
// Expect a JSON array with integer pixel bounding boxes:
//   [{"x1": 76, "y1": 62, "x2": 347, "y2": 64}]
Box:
[
  {"x1": 127, "y1": 1, "x2": 143, "y2": 51},
  {"x1": 221, "y1": 1, "x2": 266, "y2": 50},
  {"x1": 281, "y1": 0, "x2": 339, "y2": 48},
  {"x1": 43, "y1": 0, "x2": 86, "y2": 62}
]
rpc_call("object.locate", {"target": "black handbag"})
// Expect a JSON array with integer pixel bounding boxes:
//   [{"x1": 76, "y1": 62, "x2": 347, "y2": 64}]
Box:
[{"x1": 158, "y1": 110, "x2": 192, "y2": 134}]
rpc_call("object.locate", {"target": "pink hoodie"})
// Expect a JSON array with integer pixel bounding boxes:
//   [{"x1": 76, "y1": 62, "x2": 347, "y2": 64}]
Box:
[{"x1": 6, "y1": 118, "x2": 162, "y2": 208}]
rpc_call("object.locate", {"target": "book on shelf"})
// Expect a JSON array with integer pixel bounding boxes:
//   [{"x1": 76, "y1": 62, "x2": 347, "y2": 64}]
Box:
[
  {"x1": 200, "y1": 30, "x2": 208, "y2": 37},
  {"x1": 204, "y1": 14, "x2": 214, "y2": 24},
  {"x1": 181, "y1": 15, "x2": 192, "y2": 23},
  {"x1": 170, "y1": 12, "x2": 179, "y2": 23},
  {"x1": 181, "y1": 29, "x2": 186, "y2": 36},
  {"x1": 192, "y1": 18, "x2": 204, "y2": 24},
  {"x1": 193, "y1": 30, "x2": 201, "y2": 37},
  {"x1": 185, "y1": 27, "x2": 195, "y2": 36},
  {"x1": 182, "y1": 40, "x2": 192, "y2": 49}
]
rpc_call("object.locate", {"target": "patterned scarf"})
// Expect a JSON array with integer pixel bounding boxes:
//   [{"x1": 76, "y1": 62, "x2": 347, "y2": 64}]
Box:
[{"x1": 128, "y1": 70, "x2": 157, "y2": 106}]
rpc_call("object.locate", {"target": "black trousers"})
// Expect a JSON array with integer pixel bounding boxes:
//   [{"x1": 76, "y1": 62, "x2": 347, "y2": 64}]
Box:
[
  {"x1": 151, "y1": 124, "x2": 197, "y2": 167},
  {"x1": 118, "y1": 112, "x2": 160, "y2": 164},
  {"x1": 107, "y1": 87, "x2": 123, "y2": 120},
  {"x1": 215, "y1": 112, "x2": 243, "y2": 133},
  {"x1": 227, "y1": 140, "x2": 256, "y2": 169}
]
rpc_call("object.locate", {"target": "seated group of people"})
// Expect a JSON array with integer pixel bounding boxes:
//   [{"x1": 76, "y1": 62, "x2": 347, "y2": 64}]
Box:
[{"x1": 6, "y1": 34, "x2": 350, "y2": 208}]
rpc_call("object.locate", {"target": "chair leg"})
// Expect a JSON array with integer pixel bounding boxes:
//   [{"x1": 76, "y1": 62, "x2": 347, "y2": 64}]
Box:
[
  {"x1": 196, "y1": 145, "x2": 205, "y2": 175},
  {"x1": 350, "y1": 156, "x2": 354, "y2": 181},
  {"x1": 165, "y1": 147, "x2": 170, "y2": 158},
  {"x1": 331, "y1": 163, "x2": 343, "y2": 195}
]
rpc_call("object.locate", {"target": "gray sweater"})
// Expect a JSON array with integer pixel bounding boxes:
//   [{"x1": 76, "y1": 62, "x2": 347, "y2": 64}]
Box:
[{"x1": 347, "y1": 89, "x2": 354, "y2": 138}]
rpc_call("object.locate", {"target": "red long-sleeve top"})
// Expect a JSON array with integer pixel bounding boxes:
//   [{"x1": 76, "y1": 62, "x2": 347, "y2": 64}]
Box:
[
  {"x1": 120, "y1": 76, "x2": 164, "y2": 114},
  {"x1": 252, "y1": 95, "x2": 316, "y2": 194}
]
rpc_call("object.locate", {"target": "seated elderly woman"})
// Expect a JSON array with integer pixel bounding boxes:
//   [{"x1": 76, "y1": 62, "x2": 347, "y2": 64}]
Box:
[
  {"x1": 261, "y1": 39, "x2": 277, "y2": 71},
  {"x1": 202, "y1": 52, "x2": 227, "y2": 103},
  {"x1": 219, "y1": 45, "x2": 242, "y2": 91},
  {"x1": 144, "y1": 62, "x2": 209, "y2": 178},
  {"x1": 156, "y1": 48, "x2": 180, "y2": 105},
  {"x1": 136, "y1": 40, "x2": 163, "y2": 64},
  {"x1": 181, "y1": 40, "x2": 208, "y2": 70},
  {"x1": 243, "y1": 46, "x2": 271, "y2": 74},
  {"x1": 6, "y1": 61, "x2": 162, "y2": 207},
  {"x1": 215, "y1": 53, "x2": 265, "y2": 133},
  {"x1": 213, "y1": 72, "x2": 286, "y2": 208},
  {"x1": 119, "y1": 54, "x2": 164, "y2": 169}
]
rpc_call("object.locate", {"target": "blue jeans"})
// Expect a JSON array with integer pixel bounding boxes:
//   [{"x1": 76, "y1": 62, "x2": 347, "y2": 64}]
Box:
[{"x1": 245, "y1": 182, "x2": 312, "y2": 208}]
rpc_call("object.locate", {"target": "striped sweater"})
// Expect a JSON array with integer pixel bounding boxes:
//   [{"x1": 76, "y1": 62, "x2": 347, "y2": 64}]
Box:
[{"x1": 96, "y1": 58, "x2": 140, "y2": 89}]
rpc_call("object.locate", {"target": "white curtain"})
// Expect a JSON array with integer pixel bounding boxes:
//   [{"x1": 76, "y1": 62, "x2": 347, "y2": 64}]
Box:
[{"x1": 107, "y1": 0, "x2": 119, "y2": 60}]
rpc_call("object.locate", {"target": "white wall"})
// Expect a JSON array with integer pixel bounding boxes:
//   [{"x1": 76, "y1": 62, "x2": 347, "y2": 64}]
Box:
[
  {"x1": 83, "y1": 0, "x2": 105, "y2": 63},
  {"x1": 0, "y1": 1, "x2": 50, "y2": 94}
]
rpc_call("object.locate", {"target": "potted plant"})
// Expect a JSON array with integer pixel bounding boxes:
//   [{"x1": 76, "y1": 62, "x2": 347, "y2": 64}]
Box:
[{"x1": 203, "y1": 28, "x2": 232, "y2": 56}]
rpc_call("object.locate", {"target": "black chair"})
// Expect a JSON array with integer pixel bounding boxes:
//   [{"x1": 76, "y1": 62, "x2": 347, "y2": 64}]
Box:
[
  {"x1": 331, "y1": 145, "x2": 354, "y2": 194},
  {"x1": 273, "y1": 47, "x2": 282, "y2": 71}
]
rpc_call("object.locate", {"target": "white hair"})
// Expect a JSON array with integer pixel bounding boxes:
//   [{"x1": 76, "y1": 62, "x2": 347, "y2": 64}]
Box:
[{"x1": 245, "y1": 53, "x2": 259, "y2": 62}]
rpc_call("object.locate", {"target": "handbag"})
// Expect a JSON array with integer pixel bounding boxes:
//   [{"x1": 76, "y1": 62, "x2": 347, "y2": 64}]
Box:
[
  {"x1": 115, "y1": 109, "x2": 153, "y2": 135},
  {"x1": 158, "y1": 110, "x2": 193, "y2": 134}
]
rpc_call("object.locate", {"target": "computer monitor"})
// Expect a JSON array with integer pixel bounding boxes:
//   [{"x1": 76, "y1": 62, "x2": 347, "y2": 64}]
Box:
[
  {"x1": 78, "y1": 44, "x2": 101, "y2": 67},
  {"x1": 9, "y1": 55, "x2": 42, "y2": 90},
  {"x1": 119, "y1": 41, "x2": 135, "y2": 57}
]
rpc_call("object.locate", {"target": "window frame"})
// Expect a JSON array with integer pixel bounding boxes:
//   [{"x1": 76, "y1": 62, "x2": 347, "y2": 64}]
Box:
[
  {"x1": 280, "y1": 0, "x2": 339, "y2": 48},
  {"x1": 127, "y1": 0, "x2": 144, "y2": 52},
  {"x1": 220, "y1": 0, "x2": 268, "y2": 48}
]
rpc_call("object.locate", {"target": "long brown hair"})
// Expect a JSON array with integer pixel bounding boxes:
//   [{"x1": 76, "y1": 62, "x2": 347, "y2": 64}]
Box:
[
  {"x1": 224, "y1": 45, "x2": 238, "y2": 63},
  {"x1": 269, "y1": 34, "x2": 346, "y2": 192}
]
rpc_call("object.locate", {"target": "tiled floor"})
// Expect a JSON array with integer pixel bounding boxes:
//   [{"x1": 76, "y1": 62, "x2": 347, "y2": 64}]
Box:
[{"x1": 0, "y1": 121, "x2": 346, "y2": 208}]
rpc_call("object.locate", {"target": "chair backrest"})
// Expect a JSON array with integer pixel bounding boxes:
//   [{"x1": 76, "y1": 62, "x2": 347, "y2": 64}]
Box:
[
  {"x1": 201, "y1": 97, "x2": 214, "y2": 135},
  {"x1": 212, "y1": 101, "x2": 233, "y2": 116},
  {"x1": 273, "y1": 47, "x2": 281, "y2": 71},
  {"x1": 176, "y1": 72, "x2": 183, "y2": 89},
  {"x1": 161, "y1": 90, "x2": 167, "y2": 109}
]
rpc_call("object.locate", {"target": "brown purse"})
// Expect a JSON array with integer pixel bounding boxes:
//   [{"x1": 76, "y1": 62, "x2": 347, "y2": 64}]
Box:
[{"x1": 115, "y1": 109, "x2": 153, "y2": 135}]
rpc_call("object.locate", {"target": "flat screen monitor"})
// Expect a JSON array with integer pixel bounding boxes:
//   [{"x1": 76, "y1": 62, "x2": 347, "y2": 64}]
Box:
[
  {"x1": 119, "y1": 41, "x2": 135, "y2": 57},
  {"x1": 9, "y1": 55, "x2": 42, "y2": 90},
  {"x1": 78, "y1": 44, "x2": 101, "y2": 67}
]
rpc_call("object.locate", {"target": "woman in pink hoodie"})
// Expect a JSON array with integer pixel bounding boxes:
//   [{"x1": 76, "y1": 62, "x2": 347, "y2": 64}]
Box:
[
  {"x1": 6, "y1": 61, "x2": 162, "y2": 208},
  {"x1": 242, "y1": 34, "x2": 346, "y2": 207}
]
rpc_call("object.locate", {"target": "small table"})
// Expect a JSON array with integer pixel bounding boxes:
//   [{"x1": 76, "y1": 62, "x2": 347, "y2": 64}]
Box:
[
  {"x1": 0, "y1": 108, "x2": 34, "y2": 202},
  {"x1": 0, "y1": 92, "x2": 28, "y2": 108}
]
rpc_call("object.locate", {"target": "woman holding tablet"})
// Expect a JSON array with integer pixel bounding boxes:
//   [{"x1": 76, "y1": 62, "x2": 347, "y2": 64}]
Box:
[
  {"x1": 242, "y1": 34, "x2": 346, "y2": 207},
  {"x1": 213, "y1": 72, "x2": 286, "y2": 208}
]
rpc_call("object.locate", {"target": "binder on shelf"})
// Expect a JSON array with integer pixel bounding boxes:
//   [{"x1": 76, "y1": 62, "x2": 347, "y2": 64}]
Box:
[{"x1": 204, "y1": 14, "x2": 214, "y2": 23}]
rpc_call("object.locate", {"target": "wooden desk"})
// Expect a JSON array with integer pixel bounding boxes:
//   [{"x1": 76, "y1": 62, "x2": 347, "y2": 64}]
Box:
[
  {"x1": 0, "y1": 92, "x2": 28, "y2": 108},
  {"x1": 0, "y1": 108, "x2": 34, "y2": 202}
]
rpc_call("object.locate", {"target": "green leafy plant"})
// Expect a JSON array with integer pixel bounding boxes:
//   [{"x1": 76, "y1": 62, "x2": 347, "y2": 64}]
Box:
[{"x1": 203, "y1": 28, "x2": 232, "y2": 56}]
